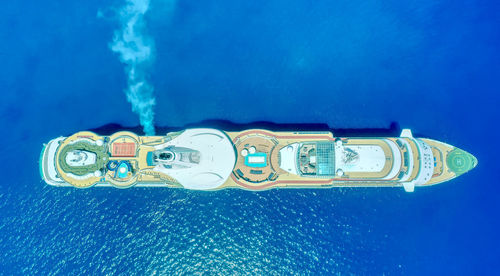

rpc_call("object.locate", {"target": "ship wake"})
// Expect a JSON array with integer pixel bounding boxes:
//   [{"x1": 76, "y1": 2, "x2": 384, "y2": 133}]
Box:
[{"x1": 109, "y1": 0, "x2": 156, "y2": 135}]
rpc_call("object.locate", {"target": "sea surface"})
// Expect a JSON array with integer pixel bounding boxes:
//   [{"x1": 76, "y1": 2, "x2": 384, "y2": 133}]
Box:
[{"x1": 1, "y1": 0, "x2": 499, "y2": 274}]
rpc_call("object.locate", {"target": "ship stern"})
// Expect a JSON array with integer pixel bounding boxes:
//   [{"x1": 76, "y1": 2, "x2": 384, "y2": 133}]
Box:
[{"x1": 40, "y1": 137, "x2": 70, "y2": 186}]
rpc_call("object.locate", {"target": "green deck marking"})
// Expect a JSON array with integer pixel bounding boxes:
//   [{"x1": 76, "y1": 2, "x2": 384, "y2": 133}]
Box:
[
  {"x1": 58, "y1": 142, "x2": 108, "y2": 176},
  {"x1": 446, "y1": 148, "x2": 477, "y2": 176}
]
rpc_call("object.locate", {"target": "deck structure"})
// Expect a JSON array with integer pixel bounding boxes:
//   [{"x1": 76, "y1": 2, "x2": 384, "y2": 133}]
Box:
[{"x1": 40, "y1": 128, "x2": 477, "y2": 192}]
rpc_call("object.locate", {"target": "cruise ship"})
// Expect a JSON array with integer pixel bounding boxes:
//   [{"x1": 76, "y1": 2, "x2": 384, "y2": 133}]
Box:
[{"x1": 40, "y1": 128, "x2": 477, "y2": 192}]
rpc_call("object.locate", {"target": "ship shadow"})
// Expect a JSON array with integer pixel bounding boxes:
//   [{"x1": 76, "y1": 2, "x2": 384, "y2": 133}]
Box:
[{"x1": 87, "y1": 120, "x2": 404, "y2": 137}]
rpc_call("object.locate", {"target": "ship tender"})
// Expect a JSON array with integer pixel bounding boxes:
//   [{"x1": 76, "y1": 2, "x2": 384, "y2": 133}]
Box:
[{"x1": 40, "y1": 128, "x2": 477, "y2": 192}]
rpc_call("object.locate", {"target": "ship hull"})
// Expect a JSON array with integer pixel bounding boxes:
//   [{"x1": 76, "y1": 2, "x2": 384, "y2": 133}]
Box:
[{"x1": 40, "y1": 128, "x2": 477, "y2": 192}]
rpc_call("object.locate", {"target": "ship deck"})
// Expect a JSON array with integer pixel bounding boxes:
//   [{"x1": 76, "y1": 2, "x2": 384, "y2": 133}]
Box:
[
  {"x1": 224, "y1": 130, "x2": 409, "y2": 190},
  {"x1": 46, "y1": 128, "x2": 474, "y2": 191}
]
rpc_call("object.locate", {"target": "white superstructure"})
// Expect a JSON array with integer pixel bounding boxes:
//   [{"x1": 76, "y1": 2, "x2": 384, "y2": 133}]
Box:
[{"x1": 40, "y1": 128, "x2": 477, "y2": 192}]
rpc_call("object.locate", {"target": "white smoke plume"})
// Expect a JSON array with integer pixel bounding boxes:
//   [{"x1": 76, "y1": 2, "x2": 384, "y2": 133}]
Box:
[{"x1": 110, "y1": 0, "x2": 156, "y2": 135}]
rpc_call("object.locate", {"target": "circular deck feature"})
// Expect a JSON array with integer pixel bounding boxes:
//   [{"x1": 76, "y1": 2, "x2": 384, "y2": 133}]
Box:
[
  {"x1": 233, "y1": 134, "x2": 278, "y2": 183},
  {"x1": 59, "y1": 142, "x2": 107, "y2": 176},
  {"x1": 446, "y1": 148, "x2": 477, "y2": 176},
  {"x1": 55, "y1": 131, "x2": 108, "y2": 188}
]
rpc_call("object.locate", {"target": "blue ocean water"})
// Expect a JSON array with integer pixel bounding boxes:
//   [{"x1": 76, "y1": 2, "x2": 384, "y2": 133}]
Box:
[{"x1": 1, "y1": 0, "x2": 499, "y2": 274}]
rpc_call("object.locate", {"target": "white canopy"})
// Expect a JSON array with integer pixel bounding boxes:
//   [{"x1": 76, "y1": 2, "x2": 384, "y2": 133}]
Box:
[{"x1": 153, "y1": 129, "x2": 236, "y2": 190}]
